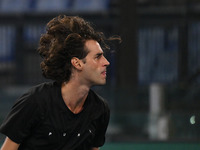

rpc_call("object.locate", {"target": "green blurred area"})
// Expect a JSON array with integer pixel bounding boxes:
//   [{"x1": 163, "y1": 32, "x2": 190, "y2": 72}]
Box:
[
  {"x1": 0, "y1": 142, "x2": 199, "y2": 150},
  {"x1": 101, "y1": 142, "x2": 200, "y2": 150}
]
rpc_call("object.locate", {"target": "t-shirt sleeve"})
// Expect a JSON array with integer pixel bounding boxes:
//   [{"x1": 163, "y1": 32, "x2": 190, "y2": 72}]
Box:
[
  {"x1": 0, "y1": 92, "x2": 42, "y2": 144},
  {"x1": 92, "y1": 102, "x2": 110, "y2": 147}
]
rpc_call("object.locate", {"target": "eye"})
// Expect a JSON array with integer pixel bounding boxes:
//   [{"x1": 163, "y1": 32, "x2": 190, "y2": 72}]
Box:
[
  {"x1": 95, "y1": 53, "x2": 103, "y2": 59},
  {"x1": 96, "y1": 55, "x2": 101, "y2": 59}
]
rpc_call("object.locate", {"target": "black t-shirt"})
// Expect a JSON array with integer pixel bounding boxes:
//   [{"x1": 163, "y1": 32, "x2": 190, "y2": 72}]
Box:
[{"x1": 0, "y1": 82, "x2": 110, "y2": 150}]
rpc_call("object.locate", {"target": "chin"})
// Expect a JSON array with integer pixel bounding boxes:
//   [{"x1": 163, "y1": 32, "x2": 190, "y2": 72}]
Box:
[
  {"x1": 99, "y1": 81, "x2": 107, "y2": 85},
  {"x1": 94, "y1": 81, "x2": 106, "y2": 86}
]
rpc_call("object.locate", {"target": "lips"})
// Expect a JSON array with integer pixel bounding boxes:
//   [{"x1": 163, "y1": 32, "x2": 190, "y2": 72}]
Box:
[{"x1": 101, "y1": 71, "x2": 107, "y2": 77}]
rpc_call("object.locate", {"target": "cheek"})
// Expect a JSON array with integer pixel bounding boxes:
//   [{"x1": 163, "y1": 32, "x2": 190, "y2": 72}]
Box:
[{"x1": 86, "y1": 60, "x2": 98, "y2": 69}]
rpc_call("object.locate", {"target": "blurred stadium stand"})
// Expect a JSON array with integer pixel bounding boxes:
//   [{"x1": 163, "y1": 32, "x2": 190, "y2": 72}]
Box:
[{"x1": 0, "y1": 0, "x2": 200, "y2": 148}]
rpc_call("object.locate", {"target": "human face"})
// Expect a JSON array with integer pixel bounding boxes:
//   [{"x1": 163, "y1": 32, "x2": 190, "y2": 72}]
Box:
[{"x1": 81, "y1": 40, "x2": 110, "y2": 87}]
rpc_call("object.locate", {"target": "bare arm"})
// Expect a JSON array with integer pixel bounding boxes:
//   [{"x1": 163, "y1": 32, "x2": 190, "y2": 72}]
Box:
[
  {"x1": 1, "y1": 137, "x2": 20, "y2": 150},
  {"x1": 91, "y1": 148, "x2": 99, "y2": 150}
]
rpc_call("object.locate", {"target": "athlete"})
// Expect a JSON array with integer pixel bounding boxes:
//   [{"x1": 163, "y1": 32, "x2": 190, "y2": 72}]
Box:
[{"x1": 0, "y1": 15, "x2": 116, "y2": 150}]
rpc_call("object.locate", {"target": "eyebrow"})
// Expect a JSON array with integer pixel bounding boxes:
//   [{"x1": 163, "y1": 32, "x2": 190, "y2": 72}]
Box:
[{"x1": 95, "y1": 52, "x2": 104, "y2": 57}]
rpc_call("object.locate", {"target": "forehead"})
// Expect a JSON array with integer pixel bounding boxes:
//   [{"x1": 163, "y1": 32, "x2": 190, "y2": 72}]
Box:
[{"x1": 84, "y1": 40, "x2": 103, "y2": 54}]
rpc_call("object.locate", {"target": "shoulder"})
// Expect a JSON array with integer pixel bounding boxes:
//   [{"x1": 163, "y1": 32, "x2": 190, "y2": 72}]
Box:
[
  {"x1": 14, "y1": 82, "x2": 58, "y2": 107},
  {"x1": 88, "y1": 90, "x2": 110, "y2": 115},
  {"x1": 24, "y1": 81, "x2": 59, "y2": 100},
  {"x1": 88, "y1": 90, "x2": 110, "y2": 127},
  {"x1": 28, "y1": 81, "x2": 58, "y2": 95},
  {"x1": 90, "y1": 90, "x2": 109, "y2": 106}
]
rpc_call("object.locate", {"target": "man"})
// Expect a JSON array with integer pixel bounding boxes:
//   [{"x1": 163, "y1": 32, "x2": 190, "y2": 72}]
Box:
[{"x1": 0, "y1": 15, "x2": 115, "y2": 150}]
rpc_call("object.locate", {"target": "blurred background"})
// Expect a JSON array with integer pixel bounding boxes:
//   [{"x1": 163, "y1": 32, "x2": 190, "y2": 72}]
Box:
[{"x1": 0, "y1": 0, "x2": 200, "y2": 149}]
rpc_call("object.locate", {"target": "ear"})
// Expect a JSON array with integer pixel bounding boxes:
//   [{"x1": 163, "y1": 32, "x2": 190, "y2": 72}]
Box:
[{"x1": 71, "y1": 57, "x2": 83, "y2": 70}]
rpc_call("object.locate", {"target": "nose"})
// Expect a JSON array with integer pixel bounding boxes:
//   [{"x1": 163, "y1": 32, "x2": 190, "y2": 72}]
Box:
[{"x1": 103, "y1": 56, "x2": 110, "y2": 66}]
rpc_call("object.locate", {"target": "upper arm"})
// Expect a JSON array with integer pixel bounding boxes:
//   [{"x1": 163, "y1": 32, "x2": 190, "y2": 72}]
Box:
[
  {"x1": 91, "y1": 148, "x2": 99, "y2": 150},
  {"x1": 1, "y1": 137, "x2": 20, "y2": 150},
  {"x1": 0, "y1": 92, "x2": 42, "y2": 143}
]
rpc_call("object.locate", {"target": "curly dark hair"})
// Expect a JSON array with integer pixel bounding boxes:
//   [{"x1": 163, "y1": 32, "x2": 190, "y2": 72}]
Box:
[{"x1": 37, "y1": 15, "x2": 109, "y2": 83}]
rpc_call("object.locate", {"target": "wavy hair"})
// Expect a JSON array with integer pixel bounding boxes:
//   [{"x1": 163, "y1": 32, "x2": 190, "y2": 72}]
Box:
[{"x1": 38, "y1": 15, "x2": 109, "y2": 83}]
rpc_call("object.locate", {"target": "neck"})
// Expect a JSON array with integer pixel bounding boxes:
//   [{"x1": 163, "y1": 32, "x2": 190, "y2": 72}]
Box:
[{"x1": 61, "y1": 80, "x2": 90, "y2": 114}]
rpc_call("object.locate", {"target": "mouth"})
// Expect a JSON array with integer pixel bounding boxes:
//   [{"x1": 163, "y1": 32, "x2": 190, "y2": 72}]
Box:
[{"x1": 101, "y1": 71, "x2": 107, "y2": 77}]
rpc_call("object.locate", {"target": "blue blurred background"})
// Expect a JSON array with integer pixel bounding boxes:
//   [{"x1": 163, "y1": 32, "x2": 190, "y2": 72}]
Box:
[{"x1": 0, "y1": 0, "x2": 200, "y2": 149}]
